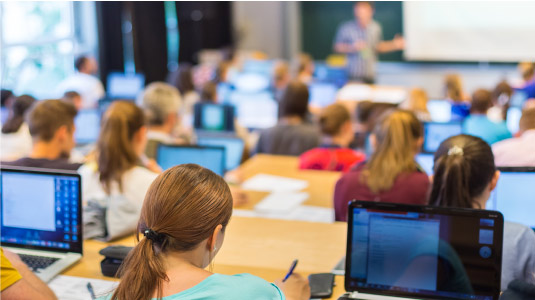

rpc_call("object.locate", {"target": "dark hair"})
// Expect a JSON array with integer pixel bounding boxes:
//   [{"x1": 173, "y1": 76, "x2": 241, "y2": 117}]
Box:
[
  {"x1": 2, "y1": 95, "x2": 36, "y2": 134},
  {"x1": 1, "y1": 89, "x2": 14, "y2": 107},
  {"x1": 111, "y1": 164, "x2": 233, "y2": 300},
  {"x1": 279, "y1": 81, "x2": 310, "y2": 119},
  {"x1": 355, "y1": 101, "x2": 398, "y2": 132},
  {"x1": 492, "y1": 81, "x2": 513, "y2": 120},
  {"x1": 470, "y1": 89, "x2": 492, "y2": 114},
  {"x1": 170, "y1": 64, "x2": 195, "y2": 94},
  {"x1": 26, "y1": 99, "x2": 77, "y2": 141},
  {"x1": 63, "y1": 91, "x2": 81, "y2": 100},
  {"x1": 200, "y1": 81, "x2": 217, "y2": 103},
  {"x1": 429, "y1": 135, "x2": 495, "y2": 209},
  {"x1": 75, "y1": 56, "x2": 88, "y2": 71},
  {"x1": 320, "y1": 103, "x2": 351, "y2": 136}
]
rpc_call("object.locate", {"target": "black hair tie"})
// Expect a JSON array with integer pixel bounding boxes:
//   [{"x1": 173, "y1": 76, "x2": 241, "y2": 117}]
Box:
[{"x1": 144, "y1": 229, "x2": 165, "y2": 244}]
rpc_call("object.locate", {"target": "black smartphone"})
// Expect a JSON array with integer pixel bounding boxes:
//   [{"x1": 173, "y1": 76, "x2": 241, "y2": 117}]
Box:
[{"x1": 309, "y1": 273, "x2": 335, "y2": 298}]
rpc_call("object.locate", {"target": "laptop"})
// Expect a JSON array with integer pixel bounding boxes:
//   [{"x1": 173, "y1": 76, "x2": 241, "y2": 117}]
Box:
[
  {"x1": 197, "y1": 136, "x2": 244, "y2": 172},
  {"x1": 340, "y1": 201, "x2": 503, "y2": 300},
  {"x1": 1, "y1": 167, "x2": 83, "y2": 282},
  {"x1": 505, "y1": 106, "x2": 522, "y2": 135},
  {"x1": 193, "y1": 103, "x2": 235, "y2": 132},
  {"x1": 415, "y1": 153, "x2": 434, "y2": 175},
  {"x1": 423, "y1": 122, "x2": 463, "y2": 153},
  {"x1": 74, "y1": 109, "x2": 101, "y2": 145},
  {"x1": 309, "y1": 82, "x2": 338, "y2": 108},
  {"x1": 156, "y1": 144, "x2": 226, "y2": 176},
  {"x1": 107, "y1": 72, "x2": 145, "y2": 100},
  {"x1": 314, "y1": 62, "x2": 348, "y2": 87},
  {"x1": 486, "y1": 167, "x2": 535, "y2": 229},
  {"x1": 230, "y1": 91, "x2": 278, "y2": 130},
  {"x1": 427, "y1": 100, "x2": 452, "y2": 123}
]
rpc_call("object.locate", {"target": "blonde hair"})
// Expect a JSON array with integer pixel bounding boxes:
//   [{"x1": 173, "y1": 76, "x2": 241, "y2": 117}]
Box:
[
  {"x1": 319, "y1": 103, "x2": 351, "y2": 136},
  {"x1": 362, "y1": 110, "x2": 423, "y2": 193},
  {"x1": 402, "y1": 88, "x2": 429, "y2": 115},
  {"x1": 445, "y1": 74, "x2": 463, "y2": 103},
  {"x1": 138, "y1": 82, "x2": 181, "y2": 126},
  {"x1": 518, "y1": 62, "x2": 535, "y2": 81}
]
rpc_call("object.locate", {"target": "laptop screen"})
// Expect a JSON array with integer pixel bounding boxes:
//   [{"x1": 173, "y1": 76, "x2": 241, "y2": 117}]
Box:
[
  {"x1": 156, "y1": 144, "x2": 225, "y2": 176},
  {"x1": 0, "y1": 168, "x2": 82, "y2": 253},
  {"x1": 423, "y1": 122, "x2": 463, "y2": 153},
  {"x1": 194, "y1": 103, "x2": 234, "y2": 132},
  {"x1": 427, "y1": 100, "x2": 452, "y2": 123},
  {"x1": 230, "y1": 92, "x2": 278, "y2": 129},
  {"x1": 416, "y1": 153, "x2": 435, "y2": 175},
  {"x1": 487, "y1": 168, "x2": 535, "y2": 229},
  {"x1": 74, "y1": 109, "x2": 100, "y2": 145},
  {"x1": 309, "y1": 83, "x2": 338, "y2": 108},
  {"x1": 505, "y1": 107, "x2": 522, "y2": 135},
  {"x1": 346, "y1": 201, "x2": 503, "y2": 300},
  {"x1": 197, "y1": 137, "x2": 244, "y2": 171},
  {"x1": 107, "y1": 72, "x2": 145, "y2": 100}
]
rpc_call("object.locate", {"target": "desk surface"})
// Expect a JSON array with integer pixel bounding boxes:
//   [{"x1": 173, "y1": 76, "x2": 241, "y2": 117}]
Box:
[
  {"x1": 236, "y1": 154, "x2": 341, "y2": 210},
  {"x1": 64, "y1": 216, "x2": 348, "y2": 299}
]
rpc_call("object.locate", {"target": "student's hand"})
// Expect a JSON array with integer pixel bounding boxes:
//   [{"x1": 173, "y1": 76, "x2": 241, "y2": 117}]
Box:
[
  {"x1": 145, "y1": 159, "x2": 163, "y2": 174},
  {"x1": 353, "y1": 40, "x2": 368, "y2": 51},
  {"x1": 275, "y1": 273, "x2": 311, "y2": 300},
  {"x1": 393, "y1": 34, "x2": 405, "y2": 50}
]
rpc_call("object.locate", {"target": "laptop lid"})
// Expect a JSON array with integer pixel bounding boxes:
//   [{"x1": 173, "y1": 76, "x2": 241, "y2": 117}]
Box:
[
  {"x1": 427, "y1": 100, "x2": 452, "y2": 123},
  {"x1": 423, "y1": 122, "x2": 463, "y2": 153},
  {"x1": 230, "y1": 91, "x2": 278, "y2": 129},
  {"x1": 193, "y1": 103, "x2": 235, "y2": 132},
  {"x1": 197, "y1": 136, "x2": 244, "y2": 171},
  {"x1": 415, "y1": 153, "x2": 435, "y2": 175},
  {"x1": 1, "y1": 167, "x2": 83, "y2": 255},
  {"x1": 309, "y1": 82, "x2": 338, "y2": 108},
  {"x1": 74, "y1": 109, "x2": 100, "y2": 145},
  {"x1": 107, "y1": 72, "x2": 145, "y2": 100},
  {"x1": 346, "y1": 201, "x2": 503, "y2": 300},
  {"x1": 487, "y1": 167, "x2": 535, "y2": 229},
  {"x1": 156, "y1": 144, "x2": 226, "y2": 176}
]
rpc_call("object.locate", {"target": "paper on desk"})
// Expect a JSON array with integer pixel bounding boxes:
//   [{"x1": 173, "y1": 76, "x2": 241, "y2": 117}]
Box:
[
  {"x1": 241, "y1": 174, "x2": 308, "y2": 192},
  {"x1": 234, "y1": 205, "x2": 335, "y2": 223},
  {"x1": 255, "y1": 192, "x2": 309, "y2": 213},
  {"x1": 49, "y1": 275, "x2": 117, "y2": 300}
]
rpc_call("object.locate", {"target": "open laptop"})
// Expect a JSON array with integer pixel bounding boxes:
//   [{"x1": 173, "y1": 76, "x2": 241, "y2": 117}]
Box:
[
  {"x1": 309, "y1": 82, "x2": 338, "y2": 108},
  {"x1": 197, "y1": 136, "x2": 244, "y2": 172},
  {"x1": 74, "y1": 109, "x2": 101, "y2": 145},
  {"x1": 427, "y1": 100, "x2": 452, "y2": 123},
  {"x1": 486, "y1": 167, "x2": 535, "y2": 230},
  {"x1": 415, "y1": 153, "x2": 435, "y2": 175},
  {"x1": 193, "y1": 103, "x2": 235, "y2": 132},
  {"x1": 156, "y1": 144, "x2": 226, "y2": 176},
  {"x1": 107, "y1": 72, "x2": 145, "y2": 100},
  {"x1": 423, "y1": 122, "x2": 463, "y2": 153},
  {"x1": 1, "y1": 167, "x2": 83, "y2": 282},
  {"x1": 339, "y1": 201, "x2": 503, "y2": 300}
]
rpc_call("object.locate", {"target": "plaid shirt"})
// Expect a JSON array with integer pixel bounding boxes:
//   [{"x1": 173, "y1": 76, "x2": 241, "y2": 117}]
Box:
[{"x1": 334, "y1": 20, "x2": 383, "y2": 80}]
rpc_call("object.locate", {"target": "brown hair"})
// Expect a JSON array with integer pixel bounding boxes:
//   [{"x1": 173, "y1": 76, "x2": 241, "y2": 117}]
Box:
[
  {"x1": 175, "y1": 64, "x2": 195, "y2": 94},
  {"x1": 362, "y1": 109, "x2": 422, "y2": 193},
  {"x1": 519, "y1": 107, "x2": 535, "y2": 133},
  {"x1": 430, "y1": 135, "x2": 495, "y2": 209},
  {"x1": 296, "y1": 53, "x2": 313, "y2": 74},
  {"x1": 518, "y1": 62, "x2": 535, "y2": 81},
  {"x1": 26, "y1": 99, "x2": 77, "y2": 141},
  {"x1": 2, "y1": 95, "x2": 36, "y2": 134},
  {"x1": 200, "y1": 81, "x2": 217, "y2": 103},
  {"x1": 279, "y1": 81, "x2": 310, "y2": 119},
  {"x1": 320, "y1": 103, "x2": 351, "y2": 136},
  {"x1": 402, "y1": 88, "x2": 429, "y2": 115},
  {"x1": 470, "y1": 89, "x2": 492, "y2": 114},
  {"x1": 445, "y1": 74, "x2": 463, "y2": 103},
  {"x1": 111, "y1": 164, "x2": 233, "y2": 300},
  {"x1": 96, "y1": 101, "x2": 145, "y2": 194}
]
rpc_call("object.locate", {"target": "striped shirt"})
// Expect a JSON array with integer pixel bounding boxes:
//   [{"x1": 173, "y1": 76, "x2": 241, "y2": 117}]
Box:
[{"x1": 334, "y1": 20, "x2": 383, "y2": 80}]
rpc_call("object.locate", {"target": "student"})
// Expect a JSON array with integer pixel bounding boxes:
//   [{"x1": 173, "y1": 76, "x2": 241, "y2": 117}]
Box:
[
  {"x1": 137, "y1": 82, "x2": 188, "y2": 159},
  {"x1": 101, "y1": 164, "x2": 310, "y2": 300},
  {"x1": 168, "y1": 64, "x2": 200, "y2": 126},
  {"x1": 2, "y1": 99, "x2": 81, "y2": 170},
  {"x1": 295, "y1": 53, "x2": 315, "y2": 85},
  {"x1": 488, "y1": 81, "x2": 513, "y2": 122},
  {"x1": 256, "y1": 81, "x2": 320, "y2": 156},
  {"x1": 1, "y1": 248, "x2": 57, "y2": 300},
  {"x1": 444, "y1": 74, "x2": 470, "y2": 121},
  {"x1": 463, "y1": 89, "x2": 512, "y2": 145},
  {"x1": 428, "y1": 134, "x2": 535, "y2": 291},
  {"x1": 272, "y1": 61, "x2": 291, "y2": 102},
  {"x1": 493, "y1": 107, "x2": 535, "y2": 166},
  {"x1": 334, "y1": 109, "x2": 429, "y2": 222},
  {"x1": 299, "y1": 103, "x2": 365, "y2": 172},
  {"x1": 80, "y1": 101, "x2": 160, "y2": 240},
  {"x1": 517, "y1": 62, "x2": 535, "y2": 100},
  {"x1": 400, "y1": 88, "x2": 431, "y2": 122},
  {"x1": 62, "y1": 90, "x2": 83, "y2": 111},
  {"x1": 1, "y1": 95, "x2": 35, "y2": 161},
  {"x1": 56, "y1": 55, "x2": 105, "y2": 109},
  {"x1": 1, "y1": 89, "x2": 16, "y2": 124}
]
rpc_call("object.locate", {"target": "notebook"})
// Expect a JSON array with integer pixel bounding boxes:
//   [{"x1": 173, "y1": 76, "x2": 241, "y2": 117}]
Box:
[
  {"x1": 340, "y1": 201, "x2": 503, "y2": 300},
  {"x1": 1, "y1": 167, "x2": 83, "y2": 282},
  {"x1": 156, "y1": 144, "x2": 226, "y2": 176}
]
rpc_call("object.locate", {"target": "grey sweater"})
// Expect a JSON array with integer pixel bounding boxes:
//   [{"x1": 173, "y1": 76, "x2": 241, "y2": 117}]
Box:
[
  {"x1": 502, "y1": 222, "x2": 535, "y2": 291},
  {"x1": 255, "y1": 123, "x2": 320, "y2": 156}
]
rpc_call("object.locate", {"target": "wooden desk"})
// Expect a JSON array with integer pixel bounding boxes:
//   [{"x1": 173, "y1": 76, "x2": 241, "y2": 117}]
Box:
[
  {"x1": 236, "y1": 154, "x2": 341, "y2": 210},
  {"x1": 63, "y1": 216, "x2": 348, "y2": 299}
]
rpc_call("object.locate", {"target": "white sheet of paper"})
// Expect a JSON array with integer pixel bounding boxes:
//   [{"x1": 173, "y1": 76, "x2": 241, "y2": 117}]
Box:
[
  {"x1": 234, "y1": 205, "x2": 335, "y2": 223},
  {"x1": 255, "y1": 192, "x2": 309, "y2": 213},
  {"x1": 49, "y1": 275, "x2": 117, "y2": 300},
  {"x1": 241, "y1": 174, "x2": 308, "y2": 192}
]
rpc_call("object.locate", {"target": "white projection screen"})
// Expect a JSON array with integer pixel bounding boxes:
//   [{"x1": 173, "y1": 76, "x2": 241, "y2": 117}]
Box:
[{"x1": 403, "y1": 2, "x2": 535, "y2": 62}]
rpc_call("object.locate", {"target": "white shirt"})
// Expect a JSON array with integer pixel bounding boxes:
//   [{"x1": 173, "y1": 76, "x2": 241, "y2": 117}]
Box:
[
  {"x1": 56, "y1": 73, "x2": 105, "y2": 109},
  {"x1": 492, "y1": 130, "x2": 535, "y2": 167},
  {"x1": 0, "y1": 123, "x2": 33, "y2": 161}
]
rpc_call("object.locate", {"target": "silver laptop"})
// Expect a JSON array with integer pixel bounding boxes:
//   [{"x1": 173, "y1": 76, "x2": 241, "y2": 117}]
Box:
[
  {"x1": 1, "y1": 166, "x2": 83, "y2": 282},
  {"x1": 339, "y1": 201, "x2": 503, "y2": 300}
]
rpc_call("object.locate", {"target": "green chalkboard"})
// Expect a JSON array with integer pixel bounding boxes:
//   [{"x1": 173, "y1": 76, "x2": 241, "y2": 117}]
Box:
[{"x1": 301, "y1": 1, "x2": 404, "y2": 62}]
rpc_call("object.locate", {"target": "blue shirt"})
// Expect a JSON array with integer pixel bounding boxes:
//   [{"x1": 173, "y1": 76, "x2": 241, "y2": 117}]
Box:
[
  {"x1": 462, "y1": 115, "x2": 512, "y2": 145},
  {"x1": 98, "y1": 273, "x2": 285, "y2": 300}
]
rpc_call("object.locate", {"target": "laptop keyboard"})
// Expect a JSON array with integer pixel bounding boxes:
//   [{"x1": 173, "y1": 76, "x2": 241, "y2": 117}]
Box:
[{"x1": 19, "y1": 254, "x2": 59, "y2": 272}]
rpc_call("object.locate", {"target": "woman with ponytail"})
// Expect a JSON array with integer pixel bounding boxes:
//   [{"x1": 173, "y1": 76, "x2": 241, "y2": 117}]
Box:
[
  {"x1": 334, "y1": 109, "x2": 429, "y2": 221},
  {"x1": 1, "y1": 95, "x2": 36, "y2": 161},
  {"x1": 429, "y1": 134, "x2": 535, "y2": 291},
  {"x1": 101, "y1": 164, "x2": 310, "y2": 300},
  {"x1": 80, "y1": 101, "x2": 161, "y2": 240}
]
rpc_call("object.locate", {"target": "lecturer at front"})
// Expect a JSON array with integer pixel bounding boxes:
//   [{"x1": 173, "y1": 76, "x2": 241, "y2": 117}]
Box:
[{"x1": 334, "y1": 1, "x2": 404, "y2": 84}]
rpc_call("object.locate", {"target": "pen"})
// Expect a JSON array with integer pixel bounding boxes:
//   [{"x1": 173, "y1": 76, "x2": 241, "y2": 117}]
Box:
[
  {"x1": 87, "y1": 282, "x2": 96, "y2": 300},
  {"x1": 282, "y1": 259, "x2": 298, "y2": 282}
]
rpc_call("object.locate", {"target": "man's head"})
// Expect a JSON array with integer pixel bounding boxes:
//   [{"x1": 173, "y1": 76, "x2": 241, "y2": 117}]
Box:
[
  {"x1": 63, "y1": 91, "x2": 82, "y2": 111},
  {"x1": 519, "y1": 107, "x2": 535, "y2": 134},
  {"x1": 470, "y1": 89, "x2": 493, "y2": 115},
  {"x1": 26, "y1": 99, "x2": 78, "y2": 158},
  {"x1": 354, "y1": 1, "x2": 374, "y2": 26},
  {"x1": 138, "y1": 82, "x2": 182, "y2": 133},
  {"x1": 75, "y1": 55, "x2": 98, "y2": 75}
]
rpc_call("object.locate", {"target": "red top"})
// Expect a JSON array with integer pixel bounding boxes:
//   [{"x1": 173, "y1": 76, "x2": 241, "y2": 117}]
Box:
[
  {"x1": 333, "y1": 163, "x2": 430, "y2": 221},
  {"x1": 299, "y1": 147, "x2": 366, "y2": 172}
]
